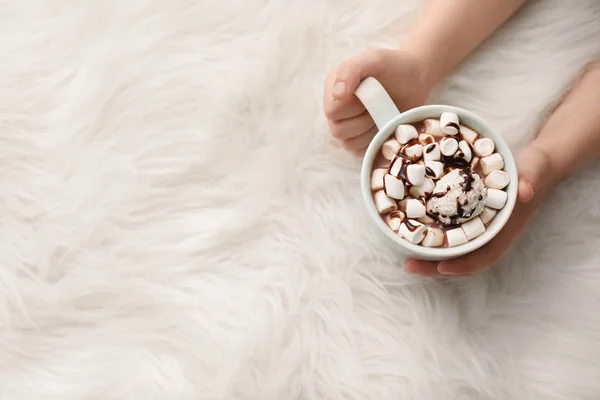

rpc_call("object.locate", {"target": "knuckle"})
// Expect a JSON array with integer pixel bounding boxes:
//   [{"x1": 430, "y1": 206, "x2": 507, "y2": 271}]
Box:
[
  {"x1": 324, "y1": 102, "x2": 338, "y2": 119},
  {"x1": 330, "y1": 124, "x2": 345, "y2": 140},
  {"x1": 362, "y1": 48, "x2": 386, "y2": 65}
]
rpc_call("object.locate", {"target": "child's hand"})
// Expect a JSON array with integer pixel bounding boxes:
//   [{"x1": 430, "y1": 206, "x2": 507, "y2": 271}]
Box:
[
  {"x1": 405, "y1": 145, "x2": 554, "y2": 277},
  {"x1": 323, "y1": 48, "x2": 434, "y2": 156}
]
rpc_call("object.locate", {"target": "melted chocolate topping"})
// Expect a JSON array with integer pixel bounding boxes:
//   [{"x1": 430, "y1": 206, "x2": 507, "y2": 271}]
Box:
[{"x1": 403, "y1": 218, "x2": 419, "y2": 232}]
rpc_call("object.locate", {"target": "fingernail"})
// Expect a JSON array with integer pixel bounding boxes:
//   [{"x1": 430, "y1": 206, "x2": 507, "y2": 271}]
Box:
[
  {"x1": 332, "y1": 81, "x2": 347, "y2": 97},
  {"x1": 521, "y1": 181, "x2": 534, "y2": 202},
  {"x1": 437, "y1": 267, "x2": 459, "y2": 275},
  {"x1": 527, "y1": 182, "x2": 534, "y2": 196}
]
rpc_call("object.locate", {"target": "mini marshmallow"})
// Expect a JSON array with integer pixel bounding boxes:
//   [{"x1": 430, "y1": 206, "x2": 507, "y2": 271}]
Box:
[
  {"x1": 374, "y1": 190, "x2": 397, "y2": 214},
  {"x1": 425, "y1": 161, "x2": 444, "y2": 179},
  {"x1": 421, "y1": 228, "x2": 444, "y2": 248},
  {"x1": 417, "y1": 215, "x2": 435, "y2": 224},
  {"x1": 419, "y1": 134, "x2": 435, "y2": 146},
  {"x1": 455, "y1": 140, "x2": 473, "y2": 163},
  {"x1": 440, "y1": 137, "x2": 459, "y2": 156},
  {"x1": 461, "y1": 217, "x2": 485, "y2": 240},
  {"x1": 381, "y1": 139, "x2": 401, "y2": 160},
  {"x1": 471, "y1": 156, "x2": 480, "y2": 170},
  {"x1": 405, "y1": 199, "x2": 426, "y2": 218},
  {"x1": 486, "y1": 188, "x2": 507, "y2": 209},
  {"x1": 389, "y1": 156, "x2": 406, "y2": 177},
  {"x1": 474, "y1": 138, "x2": 495, "y2": 157},
  {"x1": 406, "y1": 164, "x2": 425, "y2": 186},
  {"x1": 403, "y1": 143, "x2": 423, "y2": 161},
  {"x1": 479, "y1": 207, "x2": 497, "y2": 225},
  {"x1": 423, "y1": 119, "x2": 444, "y2": 136},
  {"x1": 398, "y1": 220, "x2": 427, "y2": 244},
  {"x1": 484, "y1": 170, "x2": 510, "y2": 189},
  {"x1": 409, "y1": 177, "x2": 435, "y2": 198},
  {"x1": 395, "y1": 124, "x2": 418, "y2": 144},
  {"x1": 480, "y1": 153, "x2": 504, "y2": 175},
  {"x1": 440, "y1": 112, "x2": 460, "y2": 135},
  {"x1": 371, "y1": 168, "x2": 386, "y2": 190},
  {"x1": 383, "y1": 174, "x2": 405, "y2": 200},
  {"x1": 386, "y1": 211, "x2": 405, "y2": 231},
  {"x1": 423, "y1": 143, "x2": 441, "y2": 163},
  {"x1": 459, "y1": 126, "x2": 479, "y2": 143},
  {"x1": 446, "y1": 228, "x2": 468, "y2": 247}
]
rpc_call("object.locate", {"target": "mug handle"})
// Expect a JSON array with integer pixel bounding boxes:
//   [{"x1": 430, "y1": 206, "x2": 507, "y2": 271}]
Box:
[{"x1": 354, "y1": 77, "x2": 402, "y2": 130}]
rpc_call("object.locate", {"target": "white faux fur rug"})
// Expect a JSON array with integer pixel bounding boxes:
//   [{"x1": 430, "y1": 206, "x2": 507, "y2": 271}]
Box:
[{"x1": 1, "y1": 0, "x2": 600, "y2": 399}]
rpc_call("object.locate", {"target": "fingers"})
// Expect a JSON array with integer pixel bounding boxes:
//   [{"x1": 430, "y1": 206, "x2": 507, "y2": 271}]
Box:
[
  {"x1": 323, "y1": 61, "x2": 365, "y2": 121},
  {"x1": 334, "y1": 49, "x2": 383, "y2": 99},
  {"x1": 437, "y1": 220, "x2": 516, "y2": 274},
  {"x1": 325, "y1": 91, "x2": 368, "y2": 122},
  {"x1": 515, "y1": 145, "x2": 553, "y2": 203},
  {"x1": 329, "y1": 111, "x2": 375, "y2": 141},
  {"x1": 518, "y1": 180, "x2": 534, "y2": 203},
  {"x1": 405, "y1": 259, "x2": 443, "y2": 277},
  {"x1": 343, "y1": 126, "x2": 378, "y2": 156},
  {"x1": 323, "y1": 49, "x2": 387, "y2": 121}
]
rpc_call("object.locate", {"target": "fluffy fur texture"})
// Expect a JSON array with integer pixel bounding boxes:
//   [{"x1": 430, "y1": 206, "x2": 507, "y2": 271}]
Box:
[{"x1": 1, "y1": 0, "x2": 600, "y2": 399}]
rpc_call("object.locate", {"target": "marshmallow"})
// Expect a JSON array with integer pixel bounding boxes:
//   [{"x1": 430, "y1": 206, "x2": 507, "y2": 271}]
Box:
[
  {"x1": 423, "y1": 143, "x2": 441, "y2": 163},
  {"x1": 409, "y1": 177, "x2": 435, "y2": 198},
  {"x1": 440, "y1": 112, "x2": 460, "y2": 135},
  {"x1": 395, "y1": 124, "x2": 419, "y2": 144},
  {"x1": 406, "y1": 164, "x2": 426, "y2": 186},
  {"x1": 425, "y1": 161, "x2": 444, "y2": 179},
  {"x1": 419, "y1": 134, "x2": 435, "y2": 146},
  {"x1": 405, "y1": 199, "x2": 426, "y2": 218},
  {"x1": 479, "y1": 207, "x2": 497, "y2": 225},
  {"x1": 398, "y1": 220, "x2": 427, "y2": 244},
  {"x1": 446, "y1": 228, "x2": 468, "y2": 247},
  {"x1": 473, "y1": 138, "x2": 495, "y2": 157},
  {"x1": 459, "y1": 125, "x2": 479, "y2": 143},
  {"x1": 381, "y1": 139, "x2": 401, "y2": 160},
  {"x1": 471, "y1": 156, "x2": 480, "y2": 170},
  {"x1": 480, "y1": 153, "x2": 504, "y2": 175},
  {"x1": 440, "y1": 137, "x2": 459, "y2": 156},
  {"x1": 385, "y1": 211, "x2": 405, "y2": 232},
  {"x1": 374, "y1": 190, "x2": 397, "y2": 214},
  {"x1": 421, "y1": 228, "x2": 444, "y2": 248},
  {"x1": 423, "y1": 119, "x2": 444, "y2": 136},
  {"x1": 371, "y1": 168, "x2": 387, "y2": 190},
  {"x1": 417, "y1": 215, "x2": 436, "y2": 224},
  {"x1": 455, "y1": 140, "x2": 473, "y2": 163},
  {"x1": 484, "y1": 170, "x2": 510, "y2": 189},
  {"x1": 461, "y1": 217, "x2": 485, "y2": 240},
  {"x1": 403, "y1": 143, "x2": 423, "y2": 162},
  {"x1": 389, "y1": 156, "x2": 406, "y2": 177},
  {"x1": 486, "y1": 188, "x2": 507, "y2": 209},
  {"x1": 383, "y1": 174, "x2": 405, "y2": 200}
]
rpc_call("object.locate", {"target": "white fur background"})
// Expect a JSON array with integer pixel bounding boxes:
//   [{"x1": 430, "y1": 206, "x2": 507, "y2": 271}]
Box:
[{"x1": 1, "y1": 0, "x2": 600, "y2": 399}]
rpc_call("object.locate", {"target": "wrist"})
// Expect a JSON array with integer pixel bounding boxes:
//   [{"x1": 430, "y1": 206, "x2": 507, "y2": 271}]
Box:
[
  {"x1": 397, "y1": 19, "x2": 460, "y2": 89},
  {"x1": 396, "y1": 38, "x2": 443, "y2": 93}
]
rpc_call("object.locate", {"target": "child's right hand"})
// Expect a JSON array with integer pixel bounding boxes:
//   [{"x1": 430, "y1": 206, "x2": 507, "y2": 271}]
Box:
[{"x1": 323, "y1": 48, "x2": 434, "y2": 156}]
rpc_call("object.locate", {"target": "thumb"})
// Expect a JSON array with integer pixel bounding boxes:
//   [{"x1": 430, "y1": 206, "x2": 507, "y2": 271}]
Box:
[
  {"x1": 515, "y1": 145, "x2": 552, "y2": 203},
  {"x1": 332, "y1": 50, "x2": 383, "y2": 100}
]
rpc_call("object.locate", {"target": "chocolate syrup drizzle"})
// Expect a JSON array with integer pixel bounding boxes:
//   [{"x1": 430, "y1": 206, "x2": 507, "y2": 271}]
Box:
[
  {"x1": 402, "y1": 218, "x2": 419, "y2": 232},
  {"x1": 376, "y1": 120, "x2": 488, "y2": 235}
]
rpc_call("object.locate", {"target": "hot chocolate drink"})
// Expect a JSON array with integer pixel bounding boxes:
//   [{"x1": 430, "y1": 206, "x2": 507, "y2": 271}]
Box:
[{"x1": 370, "y1": 112, "x2": 510, "y2": 247}]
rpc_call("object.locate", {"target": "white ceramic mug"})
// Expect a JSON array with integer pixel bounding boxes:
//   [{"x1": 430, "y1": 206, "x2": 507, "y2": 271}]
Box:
[{"x1": 356, "y1": 77, "x2": 518, "y2": 261}]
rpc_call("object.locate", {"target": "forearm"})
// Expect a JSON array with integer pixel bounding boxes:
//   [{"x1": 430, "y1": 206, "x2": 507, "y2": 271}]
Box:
[
  {"x1": 533, "y1": 61, "x2": 600, "y2": 187},
  {"x1": 401, "y1": 0, "x2": 529, "y2": 85}
]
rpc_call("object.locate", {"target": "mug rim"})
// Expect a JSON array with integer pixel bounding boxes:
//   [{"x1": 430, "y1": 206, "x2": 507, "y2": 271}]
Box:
[{"x1": 361, "y1": 105, "x2": 518, "y2": 260}]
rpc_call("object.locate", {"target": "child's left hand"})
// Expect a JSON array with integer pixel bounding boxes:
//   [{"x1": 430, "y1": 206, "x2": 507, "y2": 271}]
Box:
[{"x1": 405, "y1": 145, "x2": 553, "y2": 277}]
